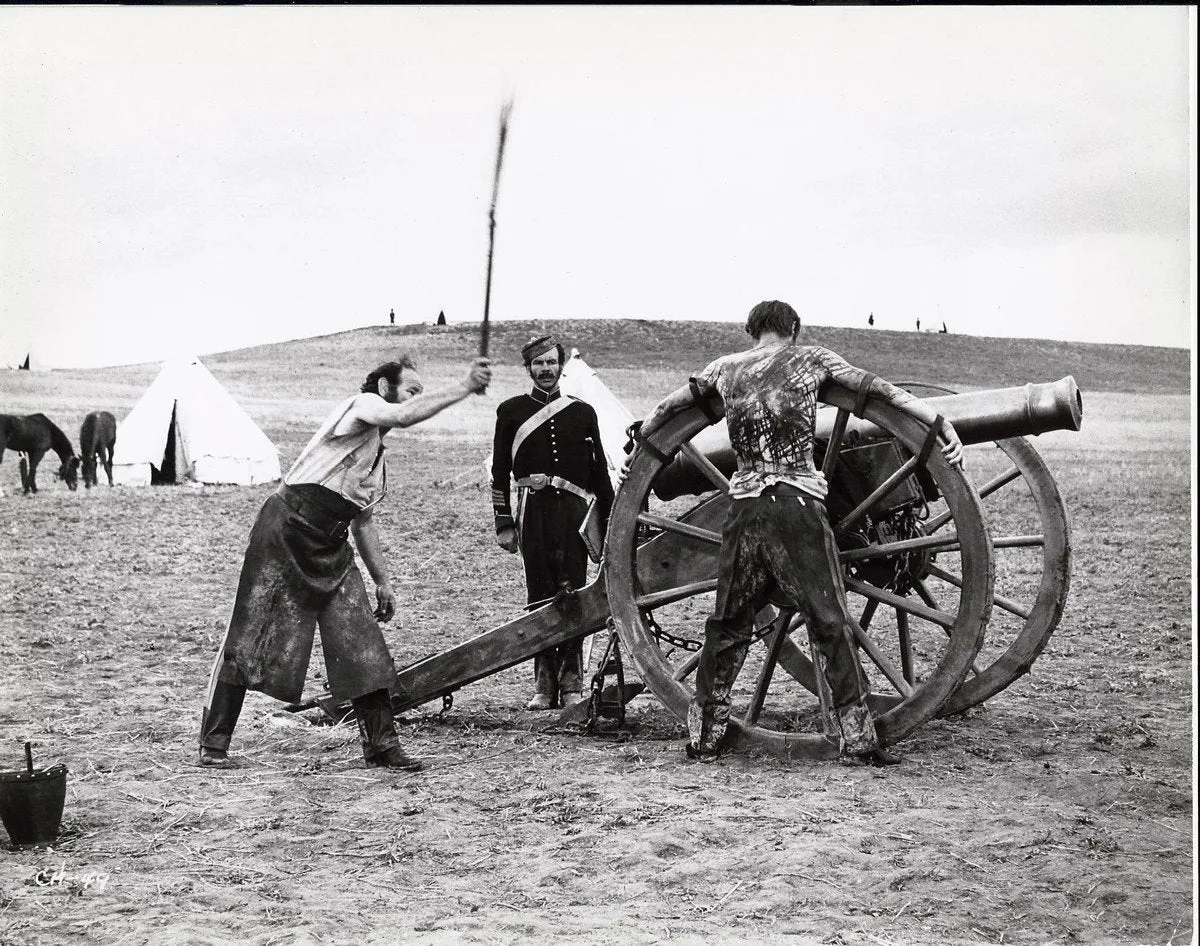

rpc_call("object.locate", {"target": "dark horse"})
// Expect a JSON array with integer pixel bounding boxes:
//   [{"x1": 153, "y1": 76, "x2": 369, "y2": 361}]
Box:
[
  {"x1": 80, "y1": 411, "x2": 118, "y2": 488},
  {"x1": 0, "y1": 413, "x2": 80, "y2": 494}
]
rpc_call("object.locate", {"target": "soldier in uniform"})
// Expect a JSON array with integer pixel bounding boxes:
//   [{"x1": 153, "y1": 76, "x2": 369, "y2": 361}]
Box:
[
  {"x1": 491, "y1": 335, "x2": 614, "y2": 710},
  {"x1": 633, "y1": 301, "x2": 963, "y2": 765},
  {"x1": 199, "y1": 354, "x2": 492, "y2": 770}
]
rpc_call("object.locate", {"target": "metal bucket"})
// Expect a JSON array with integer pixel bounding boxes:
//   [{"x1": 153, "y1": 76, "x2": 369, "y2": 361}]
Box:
[{"x1": 0, "y1": 765, "x2": 68, "y2": 848}]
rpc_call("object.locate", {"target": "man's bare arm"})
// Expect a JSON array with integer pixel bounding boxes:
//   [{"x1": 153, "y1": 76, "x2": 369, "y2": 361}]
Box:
[
  {"x1": 351, "y1": 510, "x2": 396, "y2": 622},
  {"x1": 354, "y1": 359, "x2": 491, "y2": 429},
  {"x1": 871, "y1": 376, "x2": 963, "y2": 466},
  {"x1": 821, "y1": 348, "x2": 963, "y2": 467},
  {"x1": 639, "y1": 384, "x2": 702, "y2": 440}
]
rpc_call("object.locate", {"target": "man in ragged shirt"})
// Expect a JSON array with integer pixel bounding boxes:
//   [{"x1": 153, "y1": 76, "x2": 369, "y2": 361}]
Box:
[{"x1": 634, "y1": 301, "x2": 963, "y2": 765}]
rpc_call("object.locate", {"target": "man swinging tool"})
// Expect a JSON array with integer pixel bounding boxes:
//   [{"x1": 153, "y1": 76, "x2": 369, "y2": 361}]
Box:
[
  {"x1": 199, "y1": 354, "x2": 492, "y2": 771},
  {"x1": 491, "y1": 334, "x2": 614, "y2": 710},
  {"x1": 632, "y1": 300, "x2": 963, "y2": 765}
]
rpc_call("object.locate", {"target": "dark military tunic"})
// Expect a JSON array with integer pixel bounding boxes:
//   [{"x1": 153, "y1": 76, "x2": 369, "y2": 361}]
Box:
[{"x1": 491, "y1": 387, "x2": 614, "y2": 699}]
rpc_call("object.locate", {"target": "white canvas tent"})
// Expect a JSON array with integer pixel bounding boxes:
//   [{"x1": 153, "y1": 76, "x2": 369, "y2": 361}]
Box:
[
  {"x1": 1, "y1": 337, "x2": 34, "y2": 370},
  {"x1": 111, "y1": 356, "x2": 281, "y2": 486},
  {"x1": 558, "y1": 349, "x2": 635, "y2": 488}
]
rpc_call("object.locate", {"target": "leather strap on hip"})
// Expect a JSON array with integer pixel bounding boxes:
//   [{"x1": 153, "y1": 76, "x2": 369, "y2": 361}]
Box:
[{"x1": 515, "y1": 474, "x2": 591, "y2": 502}]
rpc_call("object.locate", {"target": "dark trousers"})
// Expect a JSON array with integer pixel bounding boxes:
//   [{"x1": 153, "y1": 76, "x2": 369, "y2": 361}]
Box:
[
  {"x1": 520, "y1": 489, "x2": 589, "y2": 699},
  {"x1": 200, "y1": 681, "x2": 400, "y2": 759},
  {"x1": 691, "y1": 487, "x2": 870, "y2": 751}
]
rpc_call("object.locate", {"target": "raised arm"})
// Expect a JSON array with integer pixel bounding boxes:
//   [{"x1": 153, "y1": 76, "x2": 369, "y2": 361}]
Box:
[
  {"x1": 640, "y1": 358, "x2": 724, "y2": 442},
  {"x1": 352, "y1": 359, "x2": 491, "y2": 429},
  {"x1": 639, "y1": 384, "x2": 699, "y2": 441},
  {"x1": 818, "y1": 348, "x2": 962, "y2": 466}
]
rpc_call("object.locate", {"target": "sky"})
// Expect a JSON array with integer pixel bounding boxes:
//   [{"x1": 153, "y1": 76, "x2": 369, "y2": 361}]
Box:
[{"x1": 1, "y1": 6, "x2": 1195, "y2": 369}]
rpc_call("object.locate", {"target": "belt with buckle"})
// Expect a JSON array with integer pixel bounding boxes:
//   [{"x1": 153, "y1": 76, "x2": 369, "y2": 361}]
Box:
[
  {"x1": 277, "y1": 484, "x2": 354, "y2": 539},
  {"x1": 516, "y1": 474, "x2": 590, "y2": 501}
]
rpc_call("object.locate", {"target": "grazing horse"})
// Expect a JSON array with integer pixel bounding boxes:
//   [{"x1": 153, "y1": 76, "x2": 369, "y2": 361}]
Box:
[
  {"x1": 0, "y1": 413, "x2": 81, "y2": 494},
  {"x1": 80, "y1": 411, "x2": 118, "y2": 488}
]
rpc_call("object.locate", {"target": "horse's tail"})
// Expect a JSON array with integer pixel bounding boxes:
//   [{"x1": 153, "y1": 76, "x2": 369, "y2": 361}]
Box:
[{"x1": 81, "y1": 412, "x2": 98, "y2": 455}]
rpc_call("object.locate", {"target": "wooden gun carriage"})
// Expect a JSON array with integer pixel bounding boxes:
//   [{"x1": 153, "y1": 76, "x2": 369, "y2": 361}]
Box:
[{"x1": 300, "y1": 377, "x2": 1083, "y2": 760}]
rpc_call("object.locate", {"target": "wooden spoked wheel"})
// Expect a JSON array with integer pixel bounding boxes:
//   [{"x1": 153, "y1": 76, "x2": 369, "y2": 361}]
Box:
[
  {"x1": 895, "y1": 382, "x2": 1072, "y2": 715},
  {"x1": 776, "y1": 383, "x2": 1072, "y2": 718},
  {"x1": 605, "y1": 387, "x2": 994, "y2": 758}
]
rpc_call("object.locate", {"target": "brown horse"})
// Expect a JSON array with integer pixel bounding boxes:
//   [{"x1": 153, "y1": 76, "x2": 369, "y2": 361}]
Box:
[
  {"x1": 0, "y1": 413, "x2": 80, "y2": 494},
  {"x1": 80, "y1": 411, "x2": 117, "y2": 488}
]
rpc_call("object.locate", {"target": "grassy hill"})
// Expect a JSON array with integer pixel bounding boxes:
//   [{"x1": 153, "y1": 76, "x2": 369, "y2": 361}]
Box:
[
  {"x1": 206, "y1": 318, "x2": 1190, "y2": 396},
  {"x1": 2, "y1": 319, "x2": 1190, "y2": 438}
]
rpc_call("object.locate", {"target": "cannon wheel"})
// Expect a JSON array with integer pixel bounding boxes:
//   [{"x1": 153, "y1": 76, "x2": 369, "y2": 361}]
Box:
[
  {"x1": 775, "y1": 383, "x2": 1072, "y2": 716},
  {"x1": 605, "y1": 386, "x2": 994, "y2": 758},
  {"x1": 904, "y1": 382, "x2": 1071, "y2": 714}
]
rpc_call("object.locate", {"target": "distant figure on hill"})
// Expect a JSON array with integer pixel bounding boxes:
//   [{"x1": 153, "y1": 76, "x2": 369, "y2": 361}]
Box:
[
  {"x1": 437, "y1": 310, "x2": 447, "y2": 326},
  {"x1": 389, "y1": 308, "x2": 395, "y2": 326},
  {"x1": 940, "y1": 322, "x2": 948, "y2": 334},
  {"x1": 916, "y1": 318, "x2": 921, "y2": 332},
  {"x1": 868, "y1": 313, "x2": 874, "y2": 327}
]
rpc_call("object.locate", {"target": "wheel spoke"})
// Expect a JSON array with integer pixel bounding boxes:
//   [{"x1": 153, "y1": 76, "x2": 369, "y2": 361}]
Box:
[
  {"x1": 635, "y1": 579, "x2": 719, "y2": 610},
  {"x1": 846, "y1": 619, "x2": 913, "y2": 697},
  {"x1": 991, "y1": 591, "x2": 1032, "y2": 620},
  {"x1": 845, "y1": 577, "x2": 956, "y2": 629},
  {"x1": 672, "y1": 649, "x2": 702, "y2": 682},
  {"x1": 914, "y1": 579, "x2": 983, "y2": 676},
  {"x1": 839, "y1": 531, "x2": 963, "y2": 563},
  {"x1": 834, "y1": 454, "x2": 923, "y2": 536},
  {"x1": 927, "y1": 561, "x2": 1033, "y2": 620},
  {"x1": 858, "y1": 598, "x2": 880, "y2": 632},
  {"x1": 925, "y1": 562, "x2": 962, "y2": 588},
  {"x1": 635, "y1": 511, "x2": 722, "y2": 545},
  {"x1": 896, "y1": 610, "x2": 914, "y2": 684},
  {"x1": 994, "y1": 534, "x2": 1045, "y2": 549},
  {"x1": 820, "y1": 407, "x2": 852, "y2": 479},
  {"x1": 925, "y1": 465, "x2": 1023, "y2": 534},
  {"x1": 743, "y1": 611, "x2": 797, "y2": 725},
  {"x1": 976, "y1": 463, "x2": 1023, "y2": 501},
  {"x1": 680, "y1": 440, "x2": 732, "y2": 492}
]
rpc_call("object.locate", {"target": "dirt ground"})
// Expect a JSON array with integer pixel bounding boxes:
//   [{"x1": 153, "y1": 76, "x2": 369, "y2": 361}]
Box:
[{"x1": 0, "y1": 357, "x2": 1193, "y2": 945}]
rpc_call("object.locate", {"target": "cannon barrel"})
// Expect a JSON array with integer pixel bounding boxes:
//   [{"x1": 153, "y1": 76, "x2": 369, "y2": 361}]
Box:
[{"x1": 652, "y1": 376, "x2": 1083, "y2": 501}]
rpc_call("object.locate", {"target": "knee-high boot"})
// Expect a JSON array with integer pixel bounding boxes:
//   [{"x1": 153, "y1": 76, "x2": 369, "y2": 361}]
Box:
[
  {"x1": 351, "y1": 689, "x2": 401, "y2": 761},
  {"x1": 200, "y1": 681, "x2": 246, "y2": 752}
]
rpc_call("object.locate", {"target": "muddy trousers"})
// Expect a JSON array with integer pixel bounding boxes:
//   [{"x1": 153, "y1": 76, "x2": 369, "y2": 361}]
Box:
[
  {"x1": 690, "y1": 487, "x2": 878, "y2": 755},
  {"x1": 200, "y1": 682, "x2": 401, "y2": 760}
]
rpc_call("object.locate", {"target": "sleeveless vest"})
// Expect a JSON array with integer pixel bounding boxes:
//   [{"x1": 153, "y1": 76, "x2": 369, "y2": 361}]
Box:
[{"x1": 284, "y1": 394, "x2": 388, "y2": 511}]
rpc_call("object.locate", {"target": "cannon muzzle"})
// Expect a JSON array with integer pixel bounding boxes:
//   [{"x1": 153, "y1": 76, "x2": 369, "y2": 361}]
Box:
[{"x1": 652, "y1": 376, "x2": 1083, "y2": 500}]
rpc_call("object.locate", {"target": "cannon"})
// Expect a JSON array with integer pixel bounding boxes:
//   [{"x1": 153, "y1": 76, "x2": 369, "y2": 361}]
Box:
[{"x1": 299, "y1": 376, "x2": 1083, "y2": 760}]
